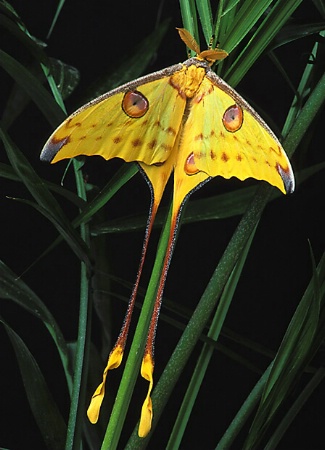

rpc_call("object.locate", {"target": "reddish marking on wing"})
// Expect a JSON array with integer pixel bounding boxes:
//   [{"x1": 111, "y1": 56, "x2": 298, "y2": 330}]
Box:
[
  {"x1": 194, "y1": 85, "x2": 213, "y2": 103},
  {"x1": 113, "y1": 136, "x2": 122, "y2": 144},
  {"x1": 236, "y1": 154, "x2": 243, "y2": 161},
  {"x1": 147, "y1": 139, "x2": 157, "y2": 150},
  {"x1": 222, "y1": 105, "x2": 243, "y2": 132},
  {"x1": 210, "y1": 149, "x2": 217, "y2": 160},
  {"x1": 184, "y1": 152, "x2": 199, "y2": 174},
  {"x1": 270, "y1": 146, "x2": 282, "y2": 156},
  {"x1": 122, "y1": 91, "x2": 149, "y2": 118},
  {"x1": 161, "y1": 143, "x2": 172, "y2": 151},
  {"x1": 166, "y1": 126, "x2": 177, "y2": 136},
  {"x1": 168, "y1": 77, "x2": 186, "y2": 99},
  {"x1": 132, "y1": 138, "x2": 143, "y2": 147},
  {"x1": 195, "y1": 133, "x2": 204, "y2": 141},
  {"x1": 221, "y1": 152, "x2": 229, "y2": 162}
]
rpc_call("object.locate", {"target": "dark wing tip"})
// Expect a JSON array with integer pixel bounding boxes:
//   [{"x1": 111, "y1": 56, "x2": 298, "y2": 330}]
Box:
[
  {"x1": 277, "y1": 163, "x2": 295, "y2": 194},
  {"x1": 40, "y1": 136, "x2": 69, "y2": 163}
]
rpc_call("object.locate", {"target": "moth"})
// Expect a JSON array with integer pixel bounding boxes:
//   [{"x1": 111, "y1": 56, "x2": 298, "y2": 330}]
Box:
[{"x1": 41, "y1": 28, "x2": 294, "y2": 437}]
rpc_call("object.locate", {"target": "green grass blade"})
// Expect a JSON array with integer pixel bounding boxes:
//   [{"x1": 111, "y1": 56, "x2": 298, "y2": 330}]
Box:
[
  {"x1": 282, "y1": 30, "x2": 325, "y2": 136},
  {"x1": 0, "y1": 260, "x2": 73, "y2": 393},
  {"x1": 243, "y1": 251, "x2": 324, "y2": 449},
  {"x1": 195, "y1": 0, "x2": 213, "y2": 43},
  {"x1": 220, "y1": 0, "x2": 274, "y2": 53},
  {"x1": 216, "y1": 363, "x2": 274, "y2": 450},
  {"x1": 0, "y1": 126, "x2": 91, "y2": 267},
  {"x1": 1, "y1": 316, "x2": 67, "y2": 450},
  {"x1": 0, "y1": 49, "x2": 65, "y2": 127},
  {"x1": 225, "y1": 0, "x2": 304, "y2": 87},
  {"x1": 167, "y1": 224, "x2": 258, "y2": 449},
  {"x1": 179, "y1": 0, "x2": 199, "y2": 52},
  {"x1": 264, "y1": 366, "x2": 325, "y2": 450}
]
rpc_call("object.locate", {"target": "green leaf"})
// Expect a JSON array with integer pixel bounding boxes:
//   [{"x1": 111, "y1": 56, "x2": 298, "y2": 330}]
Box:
[
  {"x1": 0, "y1": 260, "x2": 73, "y2": 393},
  {"x1": 0, "y1": 126, "x2": 91, "y2": 267},
  {"x1": 1, "y1": 316, "x2": 67, "y2": 450}
]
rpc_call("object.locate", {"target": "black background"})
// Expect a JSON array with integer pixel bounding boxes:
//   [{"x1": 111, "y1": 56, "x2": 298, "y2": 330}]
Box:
[{"x1": 1, "y1": 1, "x2": 324, "y2": 449}]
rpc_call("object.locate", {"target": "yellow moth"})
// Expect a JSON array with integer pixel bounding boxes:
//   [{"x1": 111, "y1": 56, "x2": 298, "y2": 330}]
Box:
[{"x1": 41, "y1": 28, "x2": 294, "y2": 437}]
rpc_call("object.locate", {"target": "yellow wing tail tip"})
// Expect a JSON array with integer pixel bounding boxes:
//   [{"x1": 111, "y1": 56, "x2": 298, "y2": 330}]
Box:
[
  {"x1": 138, "y1": 352, "x2": 154, "y2": 437},
  {"x1": 87, "y1": 392, "x2": 104, "y2": 424},
  {"x1": 107, "y1": 344, "x2": 124, "y2": 369},
  {"x1": 141, "y1": 352, "x2": 154, "y2": 380},
  {"x1": 139, "y1": 395, "x2": 153, "y2": 438},
  {"x1": 87, "y1": 345, "x2": 124, "y2": 424}
]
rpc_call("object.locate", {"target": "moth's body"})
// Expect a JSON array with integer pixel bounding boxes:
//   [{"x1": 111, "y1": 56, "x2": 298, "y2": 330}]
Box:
[{"x1": 41, "y1": 29, "x2": 294, "y2": 437}]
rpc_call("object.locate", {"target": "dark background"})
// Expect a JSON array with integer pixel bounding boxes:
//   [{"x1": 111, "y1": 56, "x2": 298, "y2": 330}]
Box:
[{"x1": 1, "y1": 1, "x2": 324, "y2": 449}]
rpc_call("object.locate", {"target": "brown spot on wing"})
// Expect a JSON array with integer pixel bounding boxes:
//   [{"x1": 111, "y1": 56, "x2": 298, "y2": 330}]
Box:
[
  {"x1": 166, "y1": 126, "x2": 177, "y2": 136},
  {"x1": 147, "y1": 139, "x2": 157, "y2": 150},
  {"x1": 270, "y1": 146, "x2": 282, "y2": 156},
  {"x1": 210, "y1": 149, "x2": 217, "y2": 160},
  {"x1": 113, "y1": 136, "x2": 122, "y2": 144},
  {"x1": 161, "y1": 143, "x2": 172, "y2": 151},
  {"x1": 132, "y1": 138, "x2": 142, "y2": 147},
  {"x1": 221, "y1": 152, "x2": 229, "y2": 162}
]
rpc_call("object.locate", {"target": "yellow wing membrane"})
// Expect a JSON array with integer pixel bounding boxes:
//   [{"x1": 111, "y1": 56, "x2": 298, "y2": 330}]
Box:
[{"x1": 41, "y1": 74, "x2": 186, "y2": 166}]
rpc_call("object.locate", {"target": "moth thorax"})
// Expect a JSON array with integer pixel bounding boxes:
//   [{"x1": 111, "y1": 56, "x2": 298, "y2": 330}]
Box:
[{"x1": 170, "y1": 65, "x2": 206, "y2": 98}]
